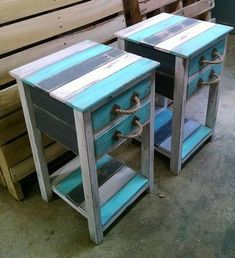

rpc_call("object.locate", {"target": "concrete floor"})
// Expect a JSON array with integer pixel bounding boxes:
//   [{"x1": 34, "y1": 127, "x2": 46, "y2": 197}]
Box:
[{"x1": 0, "y1": 35, "x2": 235, "y2": 258}]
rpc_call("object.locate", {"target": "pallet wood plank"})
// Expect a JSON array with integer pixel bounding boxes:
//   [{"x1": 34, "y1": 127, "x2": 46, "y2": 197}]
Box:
[
  {"x1": 0, "y1": 0, "x2": 83, "y2": 24},
  {"x1": 2, "y1": 15, "x2": 126, "y2": 85},
  {"x1": 0, "y1": 85, "x2": 21, "y2": 117},
  {"x1": 0, "y1": 0, "x2": 123, "y2": 55},
  {"x1": 139, "y1": 0, "x2": 179, "y2": 15}
]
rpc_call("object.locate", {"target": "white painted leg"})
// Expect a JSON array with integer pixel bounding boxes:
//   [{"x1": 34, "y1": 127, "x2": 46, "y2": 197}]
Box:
[
  {"x1": 170, "y1": 58, "x2": 189, "y2": 175},
  {"x1": 206, "y1": 36, "x2": 228, "y2": 140},
  {"x1": 141, "y1": 72, "x2": 155, "y2": 192},
  {"x1": 17, "y1": 80, "x2": 53, "y2": 201},
  {"x1": 117, "y1": 38, "x2": 125, "y2": 50},
  {"x1": 73, "y1": 110, "x2": 103, "y2": 244}
]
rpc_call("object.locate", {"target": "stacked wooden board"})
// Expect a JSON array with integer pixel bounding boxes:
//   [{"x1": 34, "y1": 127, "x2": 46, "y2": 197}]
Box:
[
  {"x1": 0, "y1": 0, "x2": 126, "y2": 200},
  {"x1": 125, "y1": 0, "x2": 215, "y2": 24}
]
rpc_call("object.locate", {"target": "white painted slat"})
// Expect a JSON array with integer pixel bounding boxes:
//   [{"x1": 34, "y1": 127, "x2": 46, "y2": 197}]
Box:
[
  {"x1": 99, "y1": 166, "x2": 136, "y2": 206},
  {"x1": 155, "y1": 21, "x2": 216, "y2": 52},
  {"x1": 114, "y1": 12, "x2": 173, "y2": 39},
  {"x1": 50, "y1": 53, "x2": 142, "y2": 102},
  {"x1": 9, "y1": 40, "x2": 97, "y2": 79}
]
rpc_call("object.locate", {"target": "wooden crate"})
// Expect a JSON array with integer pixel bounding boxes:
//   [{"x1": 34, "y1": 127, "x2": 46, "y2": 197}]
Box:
[
  {"x1": 0, "y1": 0, "x2": 126, "y2": 200},
  {"x1": 125, "y1": 0, "x2": 215, "y2": 24}
]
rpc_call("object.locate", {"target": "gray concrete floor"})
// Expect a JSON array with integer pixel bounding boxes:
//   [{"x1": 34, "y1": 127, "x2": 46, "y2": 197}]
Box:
[{"x1": 0, "y1": 35, "x2": 235, "y2": 258}]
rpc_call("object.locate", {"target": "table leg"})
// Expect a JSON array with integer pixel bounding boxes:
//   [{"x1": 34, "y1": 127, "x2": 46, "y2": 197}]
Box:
[
  {"x1": 74, "y1": 110, "x2": 103, "y2": 244},
  {"x1": 170, "y1": 57, "x2": 189, "y2": 175},
  {"x1": 17, "y1": 80, "x2": 53, "y2": 201}
]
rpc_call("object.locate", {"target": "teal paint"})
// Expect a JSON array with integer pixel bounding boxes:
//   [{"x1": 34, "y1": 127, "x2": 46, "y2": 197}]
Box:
[
  {"x1": 92, "y1": 77, "x2": 151, "y2": 132},
  {"x1": 189, "y1": 39, "x2": 226, "y2": 77},
  {"x1": 187, "y1": 64, "x2": 223, "y2": 98},
  {"x1": 24, "y1": 44, "x2": 111, "y2": 86},
  {"x1": 95, "y1": 102, "x2": 150, "y2": 158},
  {"x1": 67, "y1": 58, "x2": 159, "y2": 111},
  {"x1": 172, "y1": 24, "x2": 233, "y2": 58},
  {"x1": 101, "y1": 174, "x2": 149, "y2": 226},
  {"x1": 182, "y1": 126, "x2": 212, "y2": 159},
  {"x1": 55, "y1": 154, "x2": 111, "y2": 195},
  {"x1": 128, "y1": 15, "x2": 186, "y2": 43},
  {"x1": 154, "y1": 108, "x2": 172, "y2": 131}
]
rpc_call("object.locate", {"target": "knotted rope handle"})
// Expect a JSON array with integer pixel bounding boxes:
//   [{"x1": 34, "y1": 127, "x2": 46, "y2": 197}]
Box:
[
  {"x1": 198, "y1": 71, "x2": 221, "y2": 87},
  {"x1": 200, "y1": 49, "x2": 223, "y2": 65},
  {"x1": 115, "y1": 96, "x2": 141, "y2": 115},
  {"x1": 115, "y1": 119, "x2": 143, "y2": 139}
]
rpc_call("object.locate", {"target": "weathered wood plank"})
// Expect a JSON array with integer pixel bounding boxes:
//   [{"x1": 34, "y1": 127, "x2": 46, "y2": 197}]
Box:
[
  {"x1": 10, "y1": 142, "x2": 67, "y2": 182},
  {"x1": 0, "y1": 85, "x2": 21, "y2": 117},
  {"x1": 0, "y1": 168, "x2": 6, "y2": 187},
  {"x1": 0, "y1": 0, "x2": 123, "y2": 55},
  {"x1": 0, "y1": 0, "x2": 83, "y2": 24},
  {"x1": 1, "y1": 15, "x2": 126, "y2": 85},
  {"x1": 0, "y1": 109, "x2": 26, "y2": 146},
  {"x1": 139, "y1": 0, "x2": 179, "y2": 15}
]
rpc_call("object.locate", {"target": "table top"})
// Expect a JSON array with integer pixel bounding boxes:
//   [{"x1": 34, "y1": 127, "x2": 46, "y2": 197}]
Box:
[
  {"x1": 10, "y1": 40, "x2": 159, "y2": 112},
  {"x1": 115, "y1": 13, "x2": 233, "y2": 58}
]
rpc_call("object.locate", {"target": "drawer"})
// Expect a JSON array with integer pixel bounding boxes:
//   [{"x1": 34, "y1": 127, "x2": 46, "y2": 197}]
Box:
[
  {"x1": 94, "y1": 101, "x2": 150, "y2": 158},
  {"x1": 189, "y1": 38, "x2": 226, "y2": 77},
  {"x1": 187, "y1": 64, "x2": 222, "y2": 98},
  {"x1": 92, "y1": 77, "x2": 151, "y2": 132}
]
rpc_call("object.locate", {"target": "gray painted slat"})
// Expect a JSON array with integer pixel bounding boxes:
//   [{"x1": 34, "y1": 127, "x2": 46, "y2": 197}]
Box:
[
  {"x1": 141, "y1": 19, "x2": 199, "y2": 47},
  {"x1": 38, "y1": 48, "x2": 125, "y2": 92},
  {"x1": 67, "y1": 159, "x2": 124, "y2": 206},
  {"x1": 159, "y1": 120, "x2": 201, "y2": 152}
]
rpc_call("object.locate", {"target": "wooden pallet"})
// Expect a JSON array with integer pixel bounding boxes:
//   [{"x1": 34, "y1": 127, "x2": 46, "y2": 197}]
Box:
[
  {"x1": 125, "y1": 0, "x2": 215, "y2": 24},
  {"x1": 0, "y1": 0, "x2": 126, "y2": 200}
]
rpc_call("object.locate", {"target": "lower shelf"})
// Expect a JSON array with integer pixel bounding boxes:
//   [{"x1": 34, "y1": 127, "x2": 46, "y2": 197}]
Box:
[
  {"x1": 154, "y1": 109, "x2": 212, "y2": 162},
  {"x1": 52, "y1": 155, "x2": 149, "y2": 229}
]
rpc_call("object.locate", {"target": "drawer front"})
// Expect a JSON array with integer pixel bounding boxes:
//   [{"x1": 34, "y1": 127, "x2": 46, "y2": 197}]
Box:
[
  {"x1": 94, "y1": 101, "x2": 150, "y2": 158},
  {"x1": 187, "y1": 64, "x2": 223, "y2": 98},
  {"x1": 92, "y1": 77, "x2": 151, "y2": 132},
  {"x1": 189, "y1": 38, "x2": 226, "y2": 77}
]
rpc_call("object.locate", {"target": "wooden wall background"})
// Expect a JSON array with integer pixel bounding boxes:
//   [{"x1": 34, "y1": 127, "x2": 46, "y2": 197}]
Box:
[
  {"x1": 0, "y1": 0, "x2": 126, "y2": 200},
  {"x1": 0, "y1": 0, "x2": 215, "y2": 200}
]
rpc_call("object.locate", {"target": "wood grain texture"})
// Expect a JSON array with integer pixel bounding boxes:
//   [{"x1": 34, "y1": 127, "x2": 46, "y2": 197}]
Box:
[
  {"x1": 0, "y1": 168, "x2": 6, "y2": 187},
  {"x1": 0, "y1": 85, "x2": 21, "y2": 117},
  {"x1": 50, "y1": 53, "x2": 142, "y2": 102},
  {"x1": 10, "y1": 142, "x2": 67, "y2": 182},
  {"x1": 0, "y1": 0, "x2": 83, "y2": 24},
  {"x1": 139, "y1": 0, "x2": 178, "y2": 15},
  {"x1": 0, "y1": 109, "x2": 26, "y2": 147},
  {"x1": 1, "y1": 0, "x2": 123, "y2": 55},
  {"x1": 3, "y1": 15, "x2": 125, "y2": 86}
]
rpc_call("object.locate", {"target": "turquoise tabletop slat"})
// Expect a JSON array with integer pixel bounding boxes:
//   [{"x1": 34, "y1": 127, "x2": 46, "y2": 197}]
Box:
[
  {"x1": 172, "y1": 23, "x2": 233, "y2": 58},
  {"x1": 154, "y1": 108, "x2": 172, "y2": 131},
  {"x1": 55, "y1": 154, "x2": 112, "y2": 195},
  {"x1": 101, "y1": 174, "x2": 149, "y2": 226},
  {"x1": 67, "y1": 58, "x2": 159, "y2": 111},
  {"x1": 24, "y1": 44, "x2": 111, "y2": 86},
  {"x1": 128, "y1": 15, "x2": 187, "y2": 43},
  {"x1": 182, "y1": 126, "x2": 212, "y2": 159}
]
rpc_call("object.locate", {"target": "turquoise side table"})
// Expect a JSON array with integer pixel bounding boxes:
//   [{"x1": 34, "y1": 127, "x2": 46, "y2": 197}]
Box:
[
  {"x1": 115, "y1": 13, "x2": 233, "y2": 174},
  {"x1": 10, "y1": 40, "x2": 159, "y2": 244}
]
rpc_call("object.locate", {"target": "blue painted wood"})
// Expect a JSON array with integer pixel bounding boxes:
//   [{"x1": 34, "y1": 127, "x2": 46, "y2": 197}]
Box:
[
  {"x1": 154, "y1": 108, "x2": 172, "y2": 132},
  {"x1": 182, "y1": 126, "x2": 212, "y2": 159},
  {"x1": 101, "y1": 174, "x2": 149, "y2": 226},
  {"x1": 24, "y1": 44, "x2": 111, "y2": 86},
  {"x1": 92, "y1": 77, "x2": 151, "y2": 132},
  {"x1": 128, "y1": 15, "x2": 186, "y2": 44},
  {"x1": 95, "y1": 102, "x2": 150, "y2": 158},
  {"x1": 67, "y1": 58, "x2": 159, "y2": 112},
  {"x1": 172, "y1": 24, "x2": 233, "y2": 58},
  {"x1": 142, "y1": 18, "x2": 199, "y2": 47},
  {"x1": 37, "y1": 48, "x2": 124, "y2": 92},
  {"x1": 187, "y1": 64, "x2": 223, "y2": 98},
  {"x1": 189, "y1": 39, "x2": 226, "y2": 77},
  {"x1": 55, "y1": 155, "x2": 111, "y2": 195}
]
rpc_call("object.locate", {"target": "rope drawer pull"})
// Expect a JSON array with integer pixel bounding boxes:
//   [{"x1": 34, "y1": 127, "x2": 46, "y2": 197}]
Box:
[
  {"x1": 114, "y1": 95, "x2": 141, "y2": 115},
  {"x1": 200, "y1": 49, "x2": 223, "y2": 65},
  {"x1": 113, "y1": 118, "x2": 143, "y2": 140},
  {"x1": 198, "y1": 71, "x2": 221, "y2": 87}
]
